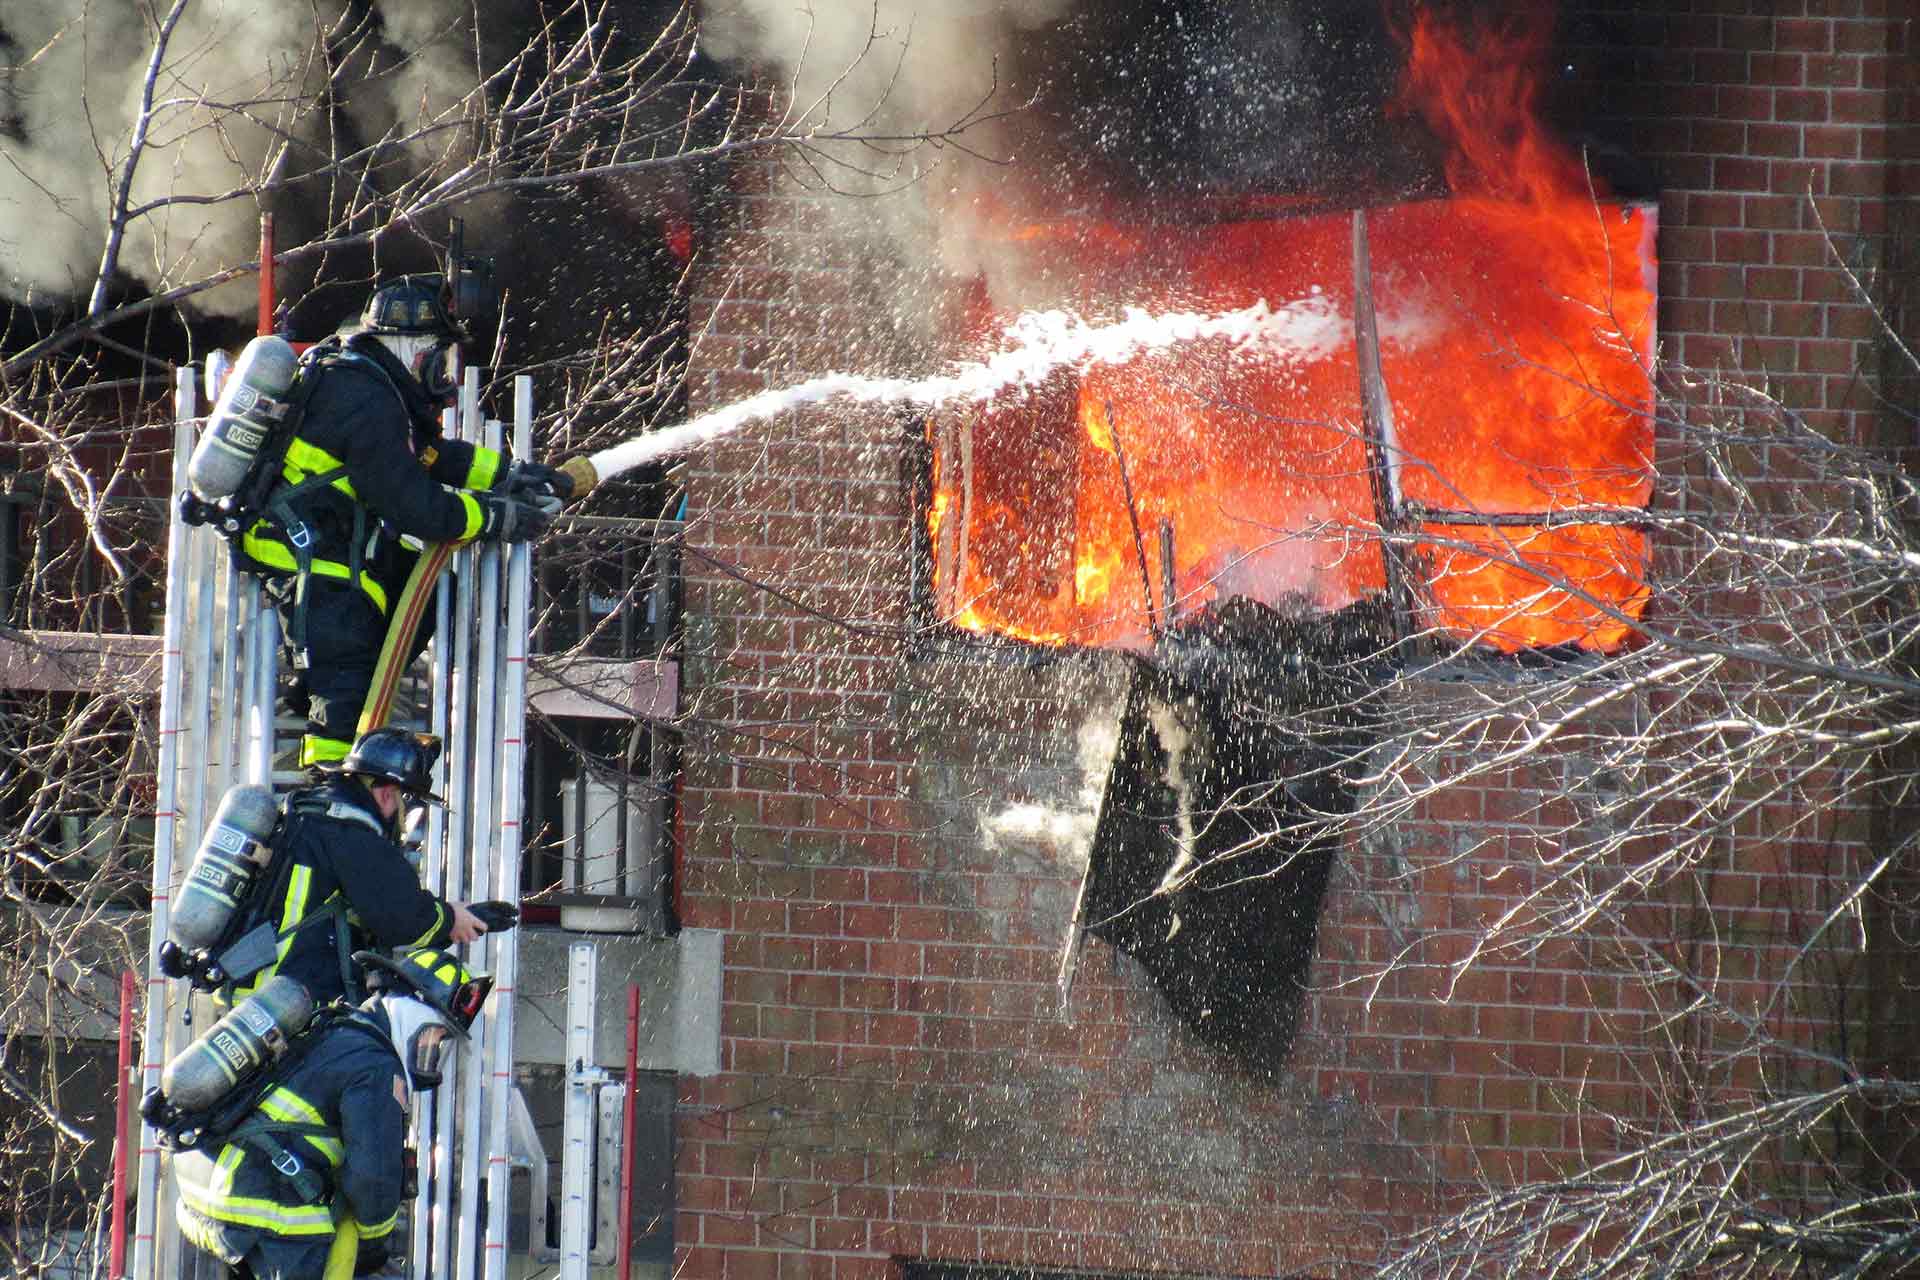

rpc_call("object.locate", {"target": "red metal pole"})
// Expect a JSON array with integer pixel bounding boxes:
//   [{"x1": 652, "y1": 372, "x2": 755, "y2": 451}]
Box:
[
  {"x1": 109, "y1": 969, "x2": 135, "y2": 1279},
  {"x1": 617, "y1": 983, "x2": 640, "y2": 1280},
  {"x1": 257, "y1": 212, "x2": 275, "y2": 337}
]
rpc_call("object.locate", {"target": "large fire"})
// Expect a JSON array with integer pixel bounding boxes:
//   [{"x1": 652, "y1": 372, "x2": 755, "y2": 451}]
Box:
[{"x1": 929, "y1": 7, "x2": 1657, "y2": 653}]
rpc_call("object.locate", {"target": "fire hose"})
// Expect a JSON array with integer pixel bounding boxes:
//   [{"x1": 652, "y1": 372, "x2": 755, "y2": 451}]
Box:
[
  {"x1": 354, "y1": 456, "x2": 600, "y2": 739},
  {"x1": 354, "y1": 540, "x2": 459, "y2": 741}
]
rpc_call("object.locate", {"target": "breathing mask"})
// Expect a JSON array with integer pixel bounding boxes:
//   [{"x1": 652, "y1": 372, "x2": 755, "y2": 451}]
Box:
[
  {"x1": 380, "y1": 993, "x2": 455, "y2": 1093},
  {"x1": 374, "y1": 332, "x2": 458, "y2": 404}
]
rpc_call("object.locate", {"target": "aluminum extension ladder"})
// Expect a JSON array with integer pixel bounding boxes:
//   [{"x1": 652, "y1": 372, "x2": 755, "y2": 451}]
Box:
[{"x1": 132, "y1": 361, "x2": 539, "y2": 1280}]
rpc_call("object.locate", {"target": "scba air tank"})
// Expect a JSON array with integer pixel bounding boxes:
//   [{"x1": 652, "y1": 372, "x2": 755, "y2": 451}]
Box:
[
  {"x1": 169, "y1": 783, "x2": 280, "y2": 955},
  {"x1": 187, "y1": 335, "x2": 299, "y2": 505},
  {"x1": 160, "y1": 975, "x2": 313, "y2": 1112}
]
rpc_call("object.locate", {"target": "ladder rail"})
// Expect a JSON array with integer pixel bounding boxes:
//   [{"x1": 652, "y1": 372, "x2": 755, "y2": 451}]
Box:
[
  {"x1": 133, "y1": 372, "x2": 197, "y2": 1280},
  {"x1": 411, "y1": 495, "x2": 457, "y2": 1276},
  {"x1": 429, "y1": 395, "x2": 480, "y2": 1280},
  {"x1": 455, "y1": 376, "x2": 502, "y2": 1270},
  {"x1": 559, "y1": 943, "x2": 601, "y2": 1277},
  {"x1": 483, "y1": 380, "x2": 535, "y2": 1279}
]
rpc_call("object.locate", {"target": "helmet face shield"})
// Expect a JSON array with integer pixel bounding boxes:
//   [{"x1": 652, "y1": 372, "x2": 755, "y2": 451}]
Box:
[
  {"x1": 379, "y1": 993, "x2": 455, "y2": 1093},
  {"x1": 449, "y1": 975, "x2": 493, "y2": 1031}
]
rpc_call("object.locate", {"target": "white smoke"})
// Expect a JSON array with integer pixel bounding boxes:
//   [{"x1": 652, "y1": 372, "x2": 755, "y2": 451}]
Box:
[
  {"x1": 698, "y1": 1, "x2": 1073, "y2": 155},
  {"x1": 0, "y1": 0, "x2": 479, "y2": 315},
  {"x1": 697, "y1": 0, "x2": 1082, "y2": 307},
  {"x1": 980, "y1": 704, "x2": 1122, "y2": 869}
]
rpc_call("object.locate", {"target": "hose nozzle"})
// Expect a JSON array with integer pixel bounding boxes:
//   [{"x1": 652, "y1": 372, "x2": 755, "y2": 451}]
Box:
[{"x1": 557, "y1": 456, "x2": 600, "y2": 503}]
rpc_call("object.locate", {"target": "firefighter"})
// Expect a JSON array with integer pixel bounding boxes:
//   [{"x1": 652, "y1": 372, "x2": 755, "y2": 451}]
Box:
[
  {"x1": 234, "y1": 727, "x2": 492, "y2": 1007},
  {"x1": 237, "y1": 274, "x2": 572, "y2": 767},
  {"x1": 175, "y1": 946, "x2": 493, "y2": 1280}
]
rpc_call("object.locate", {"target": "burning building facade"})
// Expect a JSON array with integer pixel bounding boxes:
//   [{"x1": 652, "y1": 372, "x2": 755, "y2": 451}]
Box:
[{"x1": 667, "y1": 1, "x2": 1918, "y2": 1275}]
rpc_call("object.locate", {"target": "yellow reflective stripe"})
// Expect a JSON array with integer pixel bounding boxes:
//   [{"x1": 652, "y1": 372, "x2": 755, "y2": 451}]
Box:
[
  {"x1": 358, "y1": 1207, "x2": 399, "y2": 1239},
  {"x1": 302, "y1": 736, "x2": 352, "y2": 766},
  {"x1": 264, "y1": 865, "x2": 314, "y2": 983},
  {"x1": 458, "y1": 491, "x2": 482, "y2": 542},
  {"x1": 176, "y1": 1143, "x2": 334, "y2": 1235},
  {"x1": 258, "y1": 1088, "x2": 345, "y2": 1165},
  {"x1": 409, "y1": 903, "x2": 446, "y2": 948},
  {"x1": 466, "y1": 445, "x2": 501, "y2": 492},
  {"x1": 239, "y1": 528, "x2": 390, "y2": 614},
  {"x1": 176, "y1": 1183, "x2": 333, "y2": 1235},
  {"x1": 282, "y1": 438, "x2": 358, "y2": 499},
  {"x1": 421, "y1": 954, "x2": 463, "y2": 986}
]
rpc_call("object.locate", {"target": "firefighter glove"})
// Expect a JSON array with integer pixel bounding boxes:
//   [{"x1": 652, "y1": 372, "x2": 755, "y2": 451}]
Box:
[
  {"x1": 503, "y1": 460, "x2": 575, "y2": 502},
  {"x1": 468, "y1": 900, "x2": 520, "y2": 933},
  {"x1": 476, "y1": 491, "x2": 558, "y2": 544}
]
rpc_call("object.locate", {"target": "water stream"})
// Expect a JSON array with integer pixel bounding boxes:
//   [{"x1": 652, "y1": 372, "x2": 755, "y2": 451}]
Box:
[{"x1": 584, "y1": 293, "x2": 1345, "y2": 481}]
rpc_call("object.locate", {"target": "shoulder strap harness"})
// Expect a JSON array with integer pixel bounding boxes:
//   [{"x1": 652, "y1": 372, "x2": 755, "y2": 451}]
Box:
[
  {"x1": 213, "y1": 1007, "x2": 400, "y2": 1206},
  {"x1": 249, "y1": 342, "x2": 417, "y2": 667}
]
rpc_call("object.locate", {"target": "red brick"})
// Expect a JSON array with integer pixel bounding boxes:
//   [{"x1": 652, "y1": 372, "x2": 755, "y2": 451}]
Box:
[
  {"x1": 1745, "y1": 266, "x2": 1804, "y2": 299},
  {"x1": 1828, "y1": 162, "x2": 1888, "y2": 196},
  {"x1": 1714, "y1": 156, "x2": 1772, "y2": 190},
  {"x1": 1800, "y1": 339, "x2": 1859, "y2": 374},
  {"x1": 730, "y1": 1248, "x2": 782, "y2": 1280},
  {"x1": 1831, "y1": 89, "x2": 1890, "y2": 123},
  {"x1": 1775, "y1": 88, "x2": 1833, "y2": 121},
  {"x1": 1772, "y1": 159, "x2": 1829, "y2": 195},
  {"x1": 1744, "y1": 194, "x2": 1806, "y2": 229},
  {"x1": 1776, "y1": 18, "x2": 1837, "y2": 51},
  {"x1": 1771, "y1": 230, "x2": 1838, "y2": 266},
  {"x1": 1690, "y1": 119, "x2": 1748, "y2": 154},
  {"x1": 1688, "y1": 265, "x2": 1746, "y2": 299},
  {"x1": 1663, "y1": 297, "x2": 1714, "y2": 333},
  {"x1": 1746, "y1": 122, "x2": 1805, "y2": 156},
  {"x1": 1716, "y1": 85, "x2": 1774, "y2": 118},
  {"x1": 1749, "y1": 52, "x2": 1807, "y2": 85},
  {"x1": 1803, "y1": 124, "x2": 1863, "y2": 157},
  {"x1": 1509, "y1": 1043, "x2": 1566, "y2": 1076},
  {"x1": 1769, "y1": 301, "x2": 1823, "y2": 335},
  {"x1": 1802, "y1": 261, "x2": 1860, "y2": 299},
  {"x1": 1826, "y1": 304, "x2": 1881, "y2": 338},
  {"x1": 1805, "y1": 53, "x2": 1863, "y2": 86},
  {"x1": 1835, "y1": 21, "x2": 1894, "y2": 53}
]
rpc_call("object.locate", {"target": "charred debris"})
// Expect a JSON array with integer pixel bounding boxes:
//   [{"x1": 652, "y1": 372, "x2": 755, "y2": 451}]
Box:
[{"x1": 1081, "y1": 593, "x2": 1399, "y2": 1074}]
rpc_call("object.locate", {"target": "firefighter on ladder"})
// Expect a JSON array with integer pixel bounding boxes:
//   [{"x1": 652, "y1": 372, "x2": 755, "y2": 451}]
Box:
[
  {"x1": 175, "y1": 946, "x2": 493, "y2": 1280},
  {"x1": 235, "y1": 274, "x2": 571, "y2": 768},
  {"x1": 230, "y1": 726, "x2": 502, "y2": 1008}
]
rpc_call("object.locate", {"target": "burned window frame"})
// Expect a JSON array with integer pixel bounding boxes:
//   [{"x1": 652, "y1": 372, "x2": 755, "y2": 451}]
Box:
[{"x1": 903, "y1": 208, "x2": 1658, "y2": 675}]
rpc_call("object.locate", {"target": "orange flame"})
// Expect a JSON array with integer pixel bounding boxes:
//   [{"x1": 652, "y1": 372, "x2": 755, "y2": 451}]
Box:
[
  {"x1": 1396, "y1": 5, "x2": 1594, "y2": 206},
  {"x1": 931, "y1": 6, "x2": 1657, "y2": 655}
]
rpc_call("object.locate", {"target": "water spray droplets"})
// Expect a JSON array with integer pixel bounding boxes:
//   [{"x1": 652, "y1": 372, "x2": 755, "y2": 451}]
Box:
[{"x1": 586, "y1": 296, "x2": 1347, "y2": 482}]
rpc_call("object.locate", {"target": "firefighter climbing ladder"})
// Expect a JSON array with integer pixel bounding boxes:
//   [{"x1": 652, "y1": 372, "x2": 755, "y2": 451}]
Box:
[{"x1": 133, "y1": 361, "x2": 538, "y2": 1280}]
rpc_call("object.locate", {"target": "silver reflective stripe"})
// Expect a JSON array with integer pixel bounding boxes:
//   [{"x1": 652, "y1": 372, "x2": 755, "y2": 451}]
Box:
[{"x1": 324, "y1": 801, "x2": 386, "y2": 836}]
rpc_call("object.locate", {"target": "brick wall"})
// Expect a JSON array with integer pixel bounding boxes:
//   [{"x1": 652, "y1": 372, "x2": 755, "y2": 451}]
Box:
[
  {"x1": 671, "y1": 4, "x2": 1917, "y2": 1276},
  {"x1": 1565, "y1": 0, "x2": 1913, "y2": 438}
]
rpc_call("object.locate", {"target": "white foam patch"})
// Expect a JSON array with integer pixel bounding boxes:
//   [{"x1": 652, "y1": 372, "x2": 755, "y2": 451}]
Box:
[{"x1": 978, "y1": 707, "x2": 1124, "y2": 869}]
